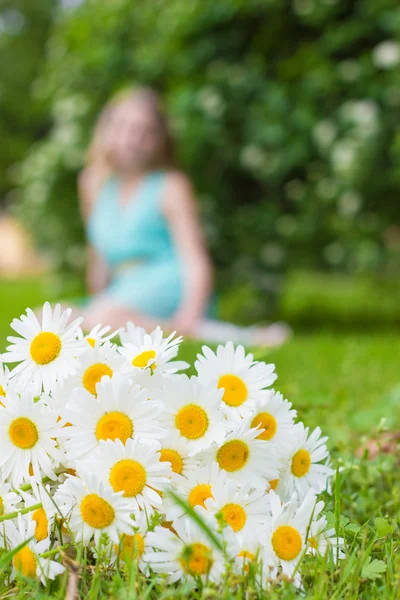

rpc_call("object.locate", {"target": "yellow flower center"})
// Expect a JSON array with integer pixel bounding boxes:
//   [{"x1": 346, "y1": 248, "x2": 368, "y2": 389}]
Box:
[
  {"x1": 217, "y1": 374, "x2": 248, "y2": 407},
  {"x1": 86, "y1": 337, "x2": 96, "y2": 348},
  {"x1": 220, "y1": 503, "x2": 247, "y2": 532},
  {"x1": 251, "y1": 412, "x2": 277, "y2": 441},
  {"x1": 55, "y1": 514, "x2": 69, "y2": 535},
  {"x1": 269, "y1": 478, "x2": 279, "y2": 491},
  {"x1": 32, "y1": 507, "x2": 48, "y2": 541},
  {"x1": 272, "y1": 525, "x2": 302, "y2": 561},
  {"x1": 238, "y1": 550, "x2": 256, "y2": 561},
  {"x1": 109, "y1": 459, "x2": 147, "y2": 497},
  {"x1": 30, "y1": 332, "x2": 61, "y2": 365},
  {"x1": 188, "y1": 484, "x2": 213, "y2": 508},
  {"x1": 291, "y1": 449, "x2": 311, "y2": 477},
  {"x1": 82, "y1": 363, "x2": 113, "y2": 395},
  {"x1": 0, "y1": 497, "x2": 4, "y2": 517},
  {"x1": 0, "y1": 384, "x2": 5, "y2": 397},
  {"x1": 237, "y1": 549, "x2": 255, "y2": 573},
  {"x1": 175, "y1": 404, "x2": 209, "y2": 440},
  {"x1": 115, "y1": 533, "x2": 145, "y2": 560},
  {"x1": 308, "y1": 536, "x2": 318, "y2": 549},
  {"x1": 132, "y1": 350, "x2": 156, "y2": 369},
  {"x1": 95, "y1": 411, "x2": 133, "y2": 443},
  {"x1": 13, "y1": 546, "x2": 37, "y2": 577},
  {"x1": 159, "y1": 448, "x2": 183, "y2": 474},
  {"x1": 180, "y1": 543, "x2": 213, "y2": 576},
  {"x1": 80, "y1": 493, "x2": 115, "y2": 529},
  {"x1": 9, "y1": 417, "x2": 39, "y2": 449},
  {"x1": 216, "y1": 439, "x2": 249, "y2": 472}
]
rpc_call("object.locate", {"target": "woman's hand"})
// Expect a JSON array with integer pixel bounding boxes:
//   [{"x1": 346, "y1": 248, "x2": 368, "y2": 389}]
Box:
[
  {"x1": 86, "y1": 246, "x2": 110, "y2": 294},
  {"x1": 170, "y1": 309, "x2": 201, "y2": 337}
]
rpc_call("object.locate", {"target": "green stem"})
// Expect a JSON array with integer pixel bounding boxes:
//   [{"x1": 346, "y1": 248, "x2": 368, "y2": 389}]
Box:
[
  {"x1": 40, "y1": 544, "x2": 69, "y2": 559},
  {"x1": 14, "y1": 476, "x2": 51, "y2": 494},
  {"x1": 0, "y1": 502, "x2": 42, "y2": 523}
]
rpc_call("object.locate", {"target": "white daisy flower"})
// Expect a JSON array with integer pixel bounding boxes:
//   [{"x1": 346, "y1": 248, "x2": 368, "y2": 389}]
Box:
[
  {"x1": 160, "y1": 375, "x2": 232, "y2": 453},
  {"x1": 119, "y1": 323, "x2": 188, "y2": 376},
  {"x1": 199, "y1": 478, "x2": 270, "y2": 538},
  {"x1": 143, "y1": 516, "x2": 238, "y2": 584},
  {"x1": 158, "y1": 433, "x2": 199, "y2": 478},
  {"x1": 61, "y1": 341, "x2": 124, "y2": 398},
  {"x1": 60, "y1": 374, "x2": 165, "y2": 462},
  {"x1": 81, "y1": 324, "x2": 118, "y2": 348},
  {"x1": 201, "y1": 418, "x2": 280, "y2": 488},
  {"x1": 122, "y1": 366, "x2": 165, "y2": 399},
  {"x1": 6, "y1": 514, "x2": 65, "y2": 583},
  {"x1": 56, "y1": 472, "x2": 134, "y2": 544},
  {"x1": 250, "y1": 390, "x2": 298, "y2": 457},
  {"x1": 48, "y1": 342, "x2": 124, "y2": 414},
  {"x1": 307, "y1": 514, "x2": 345, "y2": 563},
  {"x1": 20, "y1": 477, "x2": 58, "y2": 543},
  {"x1": 279, "y1": 424, "x2": 333, "y2": 501},
  {"x1": 195, "y1": 342, "x2": 277, "y2": 418},
  {"x1": 106, "y1": 512, "x2": 151, "y2": 574},
  {"x1": 0, "y1": 390, "x2": 64, "y2": 486},
  {"x1": 81, "y1": 438, "x2": 171, "y2": 515},
  {"x1": 0, "y1": 359, "x2": 11, "y2": 402},
  {"x1": 0, "y1": 481, "x2": 20, "y2": 517},
  {"x1": 233, "y1": 523, "x2": 266, "y2": 576},
  {"x1": 164, "y1": 462, "x2": 222, "y2": 522},
  {"x1": 3, "y1": 302, "x2": 86, "y2": 395},
  {"x1": 263, "y1": 490, "x2": 319, "y2": 581},
  {"x1": 235, "y1": 526, "x2": 279, "y2": 591},
  {"x1": 53, "y1": 476, "x2": 77, "y2": 530}
]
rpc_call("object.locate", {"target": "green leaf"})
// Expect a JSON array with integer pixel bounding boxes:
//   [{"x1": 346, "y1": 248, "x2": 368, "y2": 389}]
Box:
[
  {"x1": 326, "y1": 510, "x2": 349, "y2": 530},
  {"x1": 166, "y1": 489, "x2": 224, "y2": 551},
  {"x1": 361, "y1": 558, "x2": 387, "y2": 580},
  {"x1": 345, "y1": 523, "x2": 361, "y2": 537},
  {"x1": 374, "y1": 517, "x2": 393, "y2": 538}
]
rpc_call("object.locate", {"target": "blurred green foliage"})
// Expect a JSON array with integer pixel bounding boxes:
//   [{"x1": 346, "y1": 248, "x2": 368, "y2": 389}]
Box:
[
  {"x1": 0, "y1": 0, "x2": 54, "y2": 198},
  {"x1": 4, "y1": 0, "x2": 400, "y2": 319}
]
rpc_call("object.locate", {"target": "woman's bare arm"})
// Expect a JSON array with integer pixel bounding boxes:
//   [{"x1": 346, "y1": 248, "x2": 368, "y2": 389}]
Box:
[
  {"x1": 78, "y1": 168, "x2": 110, "y2": 294},
  {"x1": 163, "y1": 172, "x2": 214, "y2": 334}
]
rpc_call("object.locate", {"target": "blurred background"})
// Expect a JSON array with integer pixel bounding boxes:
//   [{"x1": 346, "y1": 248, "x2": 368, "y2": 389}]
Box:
[
  {"x1": 2, "y1": 0, "x2": 400, "y2": 448},
  {"x1": 1, "y1": 0, "x2": 400, "y2": 336}
]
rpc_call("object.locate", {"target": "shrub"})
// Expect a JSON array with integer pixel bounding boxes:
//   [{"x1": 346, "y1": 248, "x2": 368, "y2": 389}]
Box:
[{"x1": 14, "y1": 0, "x2": 400, "y2": 319}]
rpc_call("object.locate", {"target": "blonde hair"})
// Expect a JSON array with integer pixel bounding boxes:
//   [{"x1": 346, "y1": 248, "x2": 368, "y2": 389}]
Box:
[{"x1": 86, "y1": 87, "x2": 174, "y2": 180}]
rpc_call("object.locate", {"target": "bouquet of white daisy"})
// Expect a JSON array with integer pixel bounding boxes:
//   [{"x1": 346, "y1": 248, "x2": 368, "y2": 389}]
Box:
[{"x1": 0, "y1": 303, "x2": 344, "y2": 591}]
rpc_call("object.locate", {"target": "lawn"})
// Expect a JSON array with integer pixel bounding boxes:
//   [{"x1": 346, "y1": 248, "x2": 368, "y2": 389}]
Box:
[{"x1": 0, "y1": 271, "x2": 399, "y2": 598}]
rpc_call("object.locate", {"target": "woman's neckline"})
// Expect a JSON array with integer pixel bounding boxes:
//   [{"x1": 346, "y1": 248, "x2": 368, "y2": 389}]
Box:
[{"x1": 113, "y1": 170, "x2": 162, "y2": 212}]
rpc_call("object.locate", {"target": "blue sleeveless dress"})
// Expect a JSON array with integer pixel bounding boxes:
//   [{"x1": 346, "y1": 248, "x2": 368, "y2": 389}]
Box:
[{"x1": 87, "y1": 171, "x2": 186, "y2": 318}]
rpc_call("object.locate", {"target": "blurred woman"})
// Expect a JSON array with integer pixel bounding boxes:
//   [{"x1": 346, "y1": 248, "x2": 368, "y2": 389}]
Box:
[{"x1": 78, "y1": 87, "x2": 289, "y2": 345}]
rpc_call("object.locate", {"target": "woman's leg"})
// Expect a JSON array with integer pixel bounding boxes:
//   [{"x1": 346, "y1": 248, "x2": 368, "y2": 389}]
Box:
[
  {"x1": 65, "y1": 299, "x2": 290, "y2": 347},
  {"x1": 65, "y1": 297, "x2": 170, "y2": 333},
  {"x1": 192, "y1": 319, "x2": 291, "y2": 347}
]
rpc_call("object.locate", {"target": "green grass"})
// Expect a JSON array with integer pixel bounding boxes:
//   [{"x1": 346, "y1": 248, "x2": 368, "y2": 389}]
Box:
[
  {"x1": 277, "y1": 270, "x2": 400, "y2": 331},
  {"x1": 0, "y1": 272, "x2": 400, "y2": 598}
]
